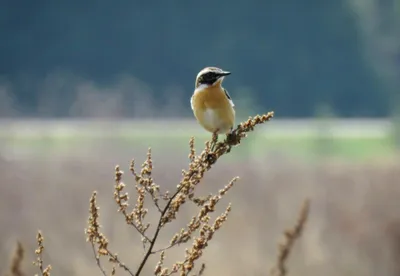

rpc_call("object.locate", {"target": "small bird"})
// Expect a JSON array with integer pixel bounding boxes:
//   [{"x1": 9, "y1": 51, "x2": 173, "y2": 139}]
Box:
[{"x1": 191, "y1": 67, "x2": 235, "y2": 135}]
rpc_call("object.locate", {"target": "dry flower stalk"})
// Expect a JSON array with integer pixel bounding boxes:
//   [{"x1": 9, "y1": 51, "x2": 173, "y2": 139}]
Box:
[
  {"x1": 6, "y1": 241, "x2": 24, "y2": 276},
  {"x1": 85, "y1": 191, "x2": 135, "y2": 276},
  {"x1": 82, "y1": 111, "x2": 275, "y2": 275},
  {"x1": 114, "y1": 164, "x2": 152, "y2": 245},
  {"x1": 33, "y1": 231, "x2": 52, "y2": 276},
  {"x1": 182, "y1": 204, "x2": 232, "y2": 273},
  {"x1": 270, "y1": 199, "x2": 310, "y2": 276}
]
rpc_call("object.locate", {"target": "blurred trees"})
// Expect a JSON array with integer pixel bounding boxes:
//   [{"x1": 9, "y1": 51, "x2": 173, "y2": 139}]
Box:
[
  {"x1": 0, "y1": 0, "x2": 396, "y2": 118},
  {"x1": 348, "y1": 0, "x2": 400, "y2": 145}
]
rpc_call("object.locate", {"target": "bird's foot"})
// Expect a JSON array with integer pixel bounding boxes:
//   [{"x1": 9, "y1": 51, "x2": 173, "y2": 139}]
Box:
[
  {"x1": 210, "y1": 130, "x2": 219, "y2": 152},
  {"x1": 226, "y1": 129, "x2": 240, "y2": 153},
  {"x1": 205, "y1": 152, "x2": 217, "y2": 165}
]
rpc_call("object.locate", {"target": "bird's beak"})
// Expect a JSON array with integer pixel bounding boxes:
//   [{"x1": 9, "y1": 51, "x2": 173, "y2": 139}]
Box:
[{"x1": 219, "y1": 71, "x2": 231, "y2": 76}]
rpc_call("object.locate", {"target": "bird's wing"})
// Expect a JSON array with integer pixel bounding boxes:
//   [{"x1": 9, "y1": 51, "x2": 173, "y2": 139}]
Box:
[{"x1": 224, "y1": 88, "x2": 235, "y2": 107}]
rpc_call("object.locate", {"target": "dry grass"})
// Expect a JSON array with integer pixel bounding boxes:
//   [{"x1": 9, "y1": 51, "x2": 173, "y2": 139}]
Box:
[
  {"x1": 4, "y1": 242, "x2": 24, "y2": 276},
  {"x1": 1, "y1": 115, "x2": 400, "y2": 275}
]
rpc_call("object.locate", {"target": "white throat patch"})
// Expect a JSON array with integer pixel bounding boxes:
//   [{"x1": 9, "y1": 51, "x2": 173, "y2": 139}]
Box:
[{"x1": 194, "y1": 83, "x2": 210, "y2": 93}]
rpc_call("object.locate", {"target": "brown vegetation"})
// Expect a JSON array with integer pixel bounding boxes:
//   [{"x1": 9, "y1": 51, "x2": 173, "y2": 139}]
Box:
[{"x1": 1, "y1": 114, "x2": 400, "y2": 275}]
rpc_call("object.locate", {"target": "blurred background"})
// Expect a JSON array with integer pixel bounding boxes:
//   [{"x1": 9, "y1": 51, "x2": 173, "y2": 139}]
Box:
[{"x1": 1, "y1": 0, "x2": 400, "y2": 275}]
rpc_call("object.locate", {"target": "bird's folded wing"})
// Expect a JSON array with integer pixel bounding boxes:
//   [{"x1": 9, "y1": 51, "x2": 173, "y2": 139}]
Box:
[{"x1": 224, "y1": 88, "x2": 234, "y2": 107}]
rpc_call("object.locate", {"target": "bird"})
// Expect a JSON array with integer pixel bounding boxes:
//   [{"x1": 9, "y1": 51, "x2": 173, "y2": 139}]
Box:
[{"x1": 190, "y1": 67, "x2": 235, "y2": 135}]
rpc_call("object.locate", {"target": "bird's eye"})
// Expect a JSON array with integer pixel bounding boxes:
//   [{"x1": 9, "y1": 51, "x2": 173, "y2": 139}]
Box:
[
  {"x1": 205, "y1": 72, "x2": 214, "y2": 79},
  {"x1": 198, "y1": 72, "x2": 217, "y2": 85}
]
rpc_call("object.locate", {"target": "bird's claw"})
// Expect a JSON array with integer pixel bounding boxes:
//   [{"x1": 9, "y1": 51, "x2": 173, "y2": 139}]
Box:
[{"x1": 205, "y1": 152, "x2": 217, "y2": 165}]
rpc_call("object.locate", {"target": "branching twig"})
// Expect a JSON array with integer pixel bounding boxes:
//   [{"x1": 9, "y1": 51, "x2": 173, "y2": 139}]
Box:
[
  {"x1": 114, "y1": 168, "x2": 152, "y2": 243},
  {"x1": 135, "y1": 183, "x2": 187, "y2": 275},
  {"x1": 91, "y1": 243, "x2": 107, "y2": 276},
  {"x1": 86, "y1": 191, "x2": 135, "y2": 276},
  {"x1": 85, "y1": 111, "x2": 275, "y2": 276},
  {"x1": 130, "y1": 151, "x2": 163, "y2": 214},
  {"x1": 105, "y1": 248, "x2": 135, "y2": 275},
  {"x1": 134, "y1": 113, "x2": 274, "y2": 274}
]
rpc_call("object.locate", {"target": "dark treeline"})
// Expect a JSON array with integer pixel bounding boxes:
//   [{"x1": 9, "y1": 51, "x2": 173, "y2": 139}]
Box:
[{"x1": 0, "y1": 0, "x2": 396, "y2": 117}]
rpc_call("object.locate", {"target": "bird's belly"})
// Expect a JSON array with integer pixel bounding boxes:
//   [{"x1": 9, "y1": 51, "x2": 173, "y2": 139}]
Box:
[{"x1": 200, "y1": 108, "x2": 234, "y2": 134}]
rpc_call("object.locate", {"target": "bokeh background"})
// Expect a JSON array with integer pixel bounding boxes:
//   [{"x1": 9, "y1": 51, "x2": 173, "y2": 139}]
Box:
[{"x1": 1, "y1": 0, "x2": 400, "y2": 275}]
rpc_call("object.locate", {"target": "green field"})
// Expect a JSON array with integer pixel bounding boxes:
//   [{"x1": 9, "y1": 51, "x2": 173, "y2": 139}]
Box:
[{"x1": 0, "y1": 119, "x2": 396, "y2": 161}]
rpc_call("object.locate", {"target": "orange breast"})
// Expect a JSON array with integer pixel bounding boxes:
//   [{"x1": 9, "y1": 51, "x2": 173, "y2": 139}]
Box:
[{"x1": 191, "y1": 86, "x2": 235, "y2": 134}]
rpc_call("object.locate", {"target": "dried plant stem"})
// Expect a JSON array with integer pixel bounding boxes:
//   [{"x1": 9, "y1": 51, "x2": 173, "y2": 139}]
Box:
[
  {"x1": 29, "y1": 111, "x2": 315, "y2": 276},
  {"x1": 86, "y1": 191, "x2": 135, "y2": 275},
  {"x1": 151, "y1": 244, "x2": 175, "y2": 254},
  {"x1": 105, "y1": 248, "x2": 134, "y2": 275},
  {"x1": 91, "y1": 243, "x2": 107, "y2": 276},
  {"x1": 136, "y1": 112, "x2": 274, "y2": 274},
  {"x1": 7, "y1": 241, "x2": 24, "y2": 276},
  {"x1": 144, "y1": 185, "x2": 163, "y2": 213},
  {"x1": 270, "y1": 199, "x2": 310, "y2": 276},
  {"x1": 135, "y1": 184, "x2": 187, "y2": 275},
  {"x1": 130, "y1": 152, "x2": 163, "y2": 214},
  {"x1": 33, "y1": 231, "x2": 52, "y2": 276},
  {"x1": 113, "y1": 175, "x2": 152, "y2": 243},
  {"x1": 84, "y1": 111, "x2": 275, "y2": 276},
  {"x1": 197, "y1": 263, "x2": 206, "y2": 276}
]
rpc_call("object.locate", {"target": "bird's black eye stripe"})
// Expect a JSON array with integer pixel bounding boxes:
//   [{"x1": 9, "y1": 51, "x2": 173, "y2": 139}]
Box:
[
  {"x1": 199, "y1": 72, "x2": 218, "y2": 84},
  {"x1": 204, "y1": 72, "x2": 214, "y2": 79}
]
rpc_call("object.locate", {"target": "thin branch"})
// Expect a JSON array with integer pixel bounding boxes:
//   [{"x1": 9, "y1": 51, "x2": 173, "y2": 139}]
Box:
[
  {"x1": 91, "y1": 243, "x2": 107, "y2": 276},
  {"x1": 197, "y1": 263, "x2": 206, "y2": 276},
  {"x1": 270, "y1": 199, "x2": 310, "y2": 276},
  {"x1": 142, "y1": 185, "x2": 163, "y2": 213},
  {"x1": 135, "y1": 184, "x2": 187, "y2": 275},
  {"x1": 86, "y1": 191, "x2": 135, "y2": 276},
  {"x1": 114, "y1": 169, "x2": 152, "y2": 243},
  {"x1": 151, "y1": 243, "x2": 176, "y2": 254},
  {"x1": 117, "y1": 197, "x2": 152, "y2": 243},
  {"x1": 106, "y1": 248, "x2": 135, "y2": 276},
  {"x1": 129, "y1": 152, "x2": 163, "y2": 214}
]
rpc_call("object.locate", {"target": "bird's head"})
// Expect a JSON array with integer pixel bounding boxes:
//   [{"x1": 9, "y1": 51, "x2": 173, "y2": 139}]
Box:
[{"x1": 195, "y1": 67, "x2": 231, "y2": 89}]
